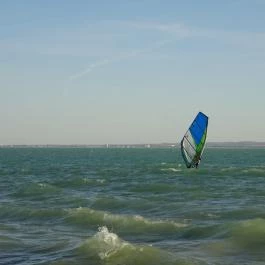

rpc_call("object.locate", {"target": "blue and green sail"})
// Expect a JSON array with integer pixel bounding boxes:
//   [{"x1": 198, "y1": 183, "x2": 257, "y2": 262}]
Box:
[{"x1": 180, "y1": 112, "x2": 209, "y2": 168}]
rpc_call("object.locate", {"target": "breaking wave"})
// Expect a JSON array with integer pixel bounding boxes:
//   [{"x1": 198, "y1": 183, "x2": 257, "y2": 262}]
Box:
[{"x1": 77, "y1": 226, "x2": 206, "y2": 265}]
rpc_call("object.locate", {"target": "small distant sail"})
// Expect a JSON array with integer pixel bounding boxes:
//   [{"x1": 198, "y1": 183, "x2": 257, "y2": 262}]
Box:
[{"x1": 180, "y1": 112, "x2": 209, "y2": 168}]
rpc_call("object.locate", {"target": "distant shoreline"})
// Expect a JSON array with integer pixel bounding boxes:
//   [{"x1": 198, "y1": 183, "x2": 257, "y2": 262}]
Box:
[{"x1": 1, "y1": 142, "x2": 265, "y2": 148}]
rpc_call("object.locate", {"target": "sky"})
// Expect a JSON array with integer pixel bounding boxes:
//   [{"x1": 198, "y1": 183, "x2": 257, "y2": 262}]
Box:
[{"x1": 1, "y1": 0, "x2": 265, "y2": 145}]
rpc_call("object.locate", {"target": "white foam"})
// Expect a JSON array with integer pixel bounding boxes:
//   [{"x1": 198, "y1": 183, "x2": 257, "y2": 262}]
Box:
[
  {"x1": 161, "y1": 167, "x2": 182, "y2": 172},
  {"x1": 94, "y1": 226, "x2": 130, "y2": 259}
]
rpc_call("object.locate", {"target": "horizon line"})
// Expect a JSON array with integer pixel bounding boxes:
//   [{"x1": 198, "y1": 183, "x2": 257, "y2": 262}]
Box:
[{"x1": 1, "y1": 141, "x2": 265, "y2": 147}]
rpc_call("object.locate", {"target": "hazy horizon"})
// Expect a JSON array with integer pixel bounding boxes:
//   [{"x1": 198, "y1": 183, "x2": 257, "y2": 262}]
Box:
[
  {"x1": 1, "y1": 141, "x2": 265, "y2": 147},
  {"x1": 1, "y1": 1, "x2": 265, "y2": 145}
]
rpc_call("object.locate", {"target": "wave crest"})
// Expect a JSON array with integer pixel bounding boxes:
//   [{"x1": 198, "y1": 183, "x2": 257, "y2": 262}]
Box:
[
  {"x1": 67, "y1": 207, "x2": 188, "y2": 234},
  {"x1": 78, "y1": 226, "x2": 204, "y2": 265}
]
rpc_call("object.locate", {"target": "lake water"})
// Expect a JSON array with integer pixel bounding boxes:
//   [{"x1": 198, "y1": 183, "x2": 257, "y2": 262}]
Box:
[{"x1": 0, "y1": 147, "x2": 265, "y2": 265}]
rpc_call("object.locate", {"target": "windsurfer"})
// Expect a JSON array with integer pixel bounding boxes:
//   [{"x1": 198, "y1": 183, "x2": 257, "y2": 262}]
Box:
[
  {"x1": 194, "y1": 155, "x2": 201, "y2": 168},
  {"x1": 195, "y1": 158, "x2": 201, "y2": 168}
]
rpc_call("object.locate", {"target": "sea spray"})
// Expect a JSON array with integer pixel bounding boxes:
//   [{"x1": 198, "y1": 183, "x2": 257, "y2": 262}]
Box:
[{"x1": 78, "y1": 226, "x2": 203, "y2": 265}]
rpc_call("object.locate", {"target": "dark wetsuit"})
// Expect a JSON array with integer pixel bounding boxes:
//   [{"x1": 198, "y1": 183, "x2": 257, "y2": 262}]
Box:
[{"x1": 195, "y1": 158, "x2": 201, "y2": 168}]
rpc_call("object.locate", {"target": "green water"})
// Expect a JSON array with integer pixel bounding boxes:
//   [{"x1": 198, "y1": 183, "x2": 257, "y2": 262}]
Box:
[{"x1": 0, "y1": 147, "x2": 265, "y2": 265}]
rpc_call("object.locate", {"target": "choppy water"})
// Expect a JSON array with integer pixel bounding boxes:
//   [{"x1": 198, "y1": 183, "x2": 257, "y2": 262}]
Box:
[{"x1": 0, "y1": 147, "x2": 265, "y2": 265}]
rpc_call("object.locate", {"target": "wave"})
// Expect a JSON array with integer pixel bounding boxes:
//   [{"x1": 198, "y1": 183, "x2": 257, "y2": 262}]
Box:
[
  {"x1": 218, "y1": 166, "x2": 265, "y2": 177},
  {"x1": 220, "y1": 208, "x2": 265, "y2": 220},
  {"x1": 77, "y1": 226, "x2": 206, "y2": 265},
  {"x1": 161, "y1": 167, "x2": 182, "y2": 173},
  {"x1": 172, "y1": 217, "x2": 265, "y2": 255},
  {"x1": 203, "y1": 218, "x2": 265, "y2": 259},
  {"x1": 0, "y1": 203, "x2": 187, "y2": 236},
  {"x1": 13, "y1": 182, "x2": 61, "y2": 198},
  {"x1": 66, "y1": 207, "x2": 188, "y2": 235},
  {"x1": 229, "y1": 218, "x2": 265, "y2": 251},
  {"x1": 53, "y1": 177, "x2": 106, "y2": 188},
  {"x1": 241, "y1": 167, "x2": 265, "y2": 176},
  {"x1": 90, "y1": 196, "x2": 156, "y2": 212},
  {"x1": 0, "y1": 235, "x2": 22, "y2": 250},
  {"x1": 0, "y1": 204, "x2": 65, "y2": 221},
  {"x1": 91, "y1": 196, "x2": 133, "y2": 211},
  {"x1": 129, "y1": 183, "x2": 178, "y2": 193}
]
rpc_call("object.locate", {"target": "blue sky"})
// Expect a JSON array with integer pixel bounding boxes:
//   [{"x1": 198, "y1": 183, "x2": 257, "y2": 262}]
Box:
[{"x1": 1, "y1": 0, "x2": 265, "y2": 144}]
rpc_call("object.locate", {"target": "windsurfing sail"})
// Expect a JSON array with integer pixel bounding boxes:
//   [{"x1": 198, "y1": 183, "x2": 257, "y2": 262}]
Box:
[{"x1": 180, "y1": 112, "x2": 208, "y2": 168}]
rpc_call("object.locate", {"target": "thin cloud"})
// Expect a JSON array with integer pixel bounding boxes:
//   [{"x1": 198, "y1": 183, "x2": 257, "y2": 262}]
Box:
[
  {"x1": 126, "y1": 21, "x2": 193, "y2": 37},
  {"x1": 68, "y1": 20, "x2": 265, "y2": 81},
  {"x1": 126, "y1": 20, "x2": 265, "y2": 45},
  {"x1": 68, "y1": 39, "x2": 171, "y2": 81},
  {"x1": 69, "y1": 59, "x2": 110, "y2": 80}
]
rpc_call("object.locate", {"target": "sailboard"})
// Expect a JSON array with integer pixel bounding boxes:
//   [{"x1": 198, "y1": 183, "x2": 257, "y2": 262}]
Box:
[{"x1": 180, "y1": 112, "x2": 208, "y2": 168}]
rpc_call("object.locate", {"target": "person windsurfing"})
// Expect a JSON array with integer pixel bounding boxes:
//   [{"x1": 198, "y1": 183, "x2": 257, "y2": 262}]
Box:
[
  {"x1": 195, "y1": 156, "x2": 201, "y2": 168},
  {"x1": 180, "y1": 112, "x2": 208, "y2": 169}
]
